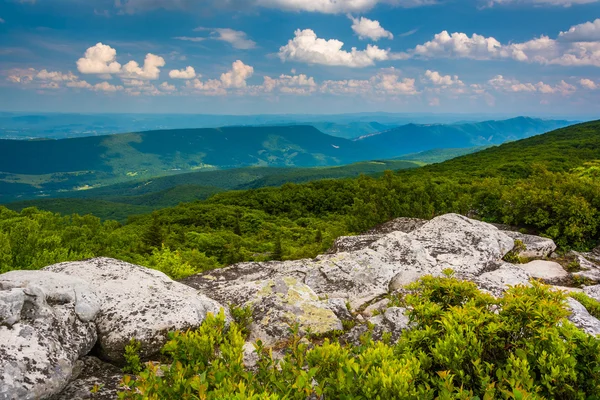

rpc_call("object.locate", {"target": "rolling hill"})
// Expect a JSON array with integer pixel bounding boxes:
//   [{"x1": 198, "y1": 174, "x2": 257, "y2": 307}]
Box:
[
  {"x1": 4, "y1": 160, "x2": 419, "y2": 220},
  {"x1": 0, "y1": 117, "x2": 577, "y2": 202}
]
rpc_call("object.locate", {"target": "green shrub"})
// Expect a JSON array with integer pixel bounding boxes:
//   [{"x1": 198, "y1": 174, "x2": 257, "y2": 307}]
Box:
[
  {"x1": 503, "y1": 239, "x2": 527, "y2": 264},
  {"x1": 570, "y1": 292, "x2": 600, "y2": 319},
  {"x1": 122, "y1": 338, "x2": 142, "y2": 375},
  {"x1": 119, "y1": 276, "x2": 600, "y2": 399}
]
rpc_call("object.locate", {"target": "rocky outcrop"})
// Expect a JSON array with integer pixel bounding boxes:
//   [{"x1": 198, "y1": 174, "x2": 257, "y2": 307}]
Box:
[
  {"x1": 0, "y1": 271, "x2": 100, "y2": 400},
  {"x1": 502, "y1": 231, "x2": 557, "y2": 259},
  {"x1": 44, "y1": 257, "x2": 225, "y2": 363},
  {"x1": 186, "y1": 214, "x2": 515, "y2": 313},
  {"x1": 2, "y1": 214, "x2": 600, "y2": 400}
]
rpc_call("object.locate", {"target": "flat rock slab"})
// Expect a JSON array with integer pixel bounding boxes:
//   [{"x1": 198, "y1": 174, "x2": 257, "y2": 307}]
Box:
[
  {"x1": 502, "y1": 231, "x2": 557, "y2": 259},
  {"x1": 0, "y1": 271, "x2": 99, "y2": 400},
  {"x1": 474, "y1": 263, "x2": 532, "y2": 297},
  {"x1": 517, "y1": 260, "x2": 569, "y2": 284},
  {"x1": 44, "y1": 257, "x2": 226, "y2": 363}
]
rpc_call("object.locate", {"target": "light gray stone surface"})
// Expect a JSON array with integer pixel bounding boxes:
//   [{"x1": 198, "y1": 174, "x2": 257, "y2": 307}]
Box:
[
  {"x1": 517, "y1": 260, "x2": 569, "y2": 284},
  {"x1": 566, "y1": 297, "x2": 600, "y2": 336},
  {"x1": 44, "y1": 257, "x2": 226, "y2": 363},
  {"x1": 0, "y1": 271, "x2": 100, "y2": 400},
  {"x1": 184, "y1": 214, "x2": 515, "y2": 314},
  {"x1": 502, "y1": 231, "x2": 557, "y2": 259}
]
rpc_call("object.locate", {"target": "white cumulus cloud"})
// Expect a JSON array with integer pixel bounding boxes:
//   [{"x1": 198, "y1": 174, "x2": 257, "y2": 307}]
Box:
[
  {"x1": 220, "y1": 60, "x2": 254, "y2": 88},
  {"x1": 169, "y1": 66, "x2": 196, "y2": 79},
  {"x1": 278, "y1": 29, "x2": 390, "y2": 67},
  {"x1": 424, "y1": 70, "x2": 463, "y2": 86},
  {"x1": 93, "y1": 81, "x2": 124, "y2": 92},
  {"x1": 121, "y1": 53, "x2": 165, "y2": 80},
  {"x1": 579, "y1": 78, "x2": 598, "y2": 89},
  {"x1": 160, "y1": 82, "x2": 177, "y2": 91},
  {"x1": 77, "y1": 43, "x2": 122, "y2": 74},
  {"x1": 348, "y1": 15, "x2": 394, "y2": 41},
  {"x1": 559, "y1": 19, "x2": 600, "y2": 42},
  {"x1": 255, "y1": 0, "x2": 436, "y2": 13}
]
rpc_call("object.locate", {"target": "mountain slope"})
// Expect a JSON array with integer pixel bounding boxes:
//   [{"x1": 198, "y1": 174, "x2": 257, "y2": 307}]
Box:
[{"x1": 358, "y1": 117, "x2": 574, "y2": 158}]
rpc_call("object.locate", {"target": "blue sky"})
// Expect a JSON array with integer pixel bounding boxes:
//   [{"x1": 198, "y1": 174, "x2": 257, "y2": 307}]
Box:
[{"x1": 0, "y1": 0, "x2": 599, "y2": 116}]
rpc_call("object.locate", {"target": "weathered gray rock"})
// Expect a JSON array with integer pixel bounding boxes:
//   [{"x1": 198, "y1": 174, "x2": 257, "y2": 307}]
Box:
[
  {"x1": 362, "y1": 298, "x2": 391, "y2": 317},
  {"x1": 327, "y1": 234, "x2": 383, "y2": 254},
  {"x1": 584, "y1": 285, "x2": 600, "y2": 302},
  {"x1": 474, "y1": 263, "x2": 532, "y2": 296},
  {"x1": 184, "y1": 214, "x2": 515, "y2": 314},
  {"x1": 366, "y1": 218, "x2": 427, "y2": 235},
  {"x1": 50, "y1": 357, "x2": 123, "y2": 400},
  {"x1": 566, "y1": 297, "x2": 600, "y2": 336},
  {"x1": 502, "y1": 231, "x2": 557, "y2": 259},
  {"x1": 0, "y1": 271, "x2": 100, "y2": 400},
  {"x1": 571, "y1": 251, "x2": 600, "y2": 282},
  {"x1": 325, "y1": 298, "x2": 353, "y2": 321},
  {"x1": 44, "y1": 257, "x2": 226, "y2": 363},
  {"x1": 246, "y1": 277, "x2": 342, "y2": 346},
  {"x1": 517, "y1": 260, "x2": 569, "y2": 285}
]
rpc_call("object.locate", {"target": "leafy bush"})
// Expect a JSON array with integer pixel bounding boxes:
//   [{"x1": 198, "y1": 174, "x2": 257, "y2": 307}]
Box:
[
  {"x1": 123, "y1": 338, "x2": 142, "y2": 375},
  {"x1": 119, "y1": 276, "x2": 600, "y2": 399},
  {"x1": 570, "y1": 292, "x2": 600, "y2": 319}
]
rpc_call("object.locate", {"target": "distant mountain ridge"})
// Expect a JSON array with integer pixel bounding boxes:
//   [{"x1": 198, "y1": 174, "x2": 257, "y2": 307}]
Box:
[
  {"x1": 0, "y1": 117, "x2": 577, "y2": 201},
  {"x1": 356, "y1": 117, "x2": 574, "y2": 158}
]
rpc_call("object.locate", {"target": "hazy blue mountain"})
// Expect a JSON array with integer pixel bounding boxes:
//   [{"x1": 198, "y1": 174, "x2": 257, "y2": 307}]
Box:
[{"x1": 357, "y1": 117, "x2": 575, "y2": 158}]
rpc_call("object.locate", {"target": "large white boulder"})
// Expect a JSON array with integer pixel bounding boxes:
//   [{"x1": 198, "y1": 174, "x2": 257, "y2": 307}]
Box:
[
  {"x1": 44, "y1": 258, "x2": 226, "y2": 363},
  {"x1": 0, "y1": 271, "x2": 100, "y2": 400}
]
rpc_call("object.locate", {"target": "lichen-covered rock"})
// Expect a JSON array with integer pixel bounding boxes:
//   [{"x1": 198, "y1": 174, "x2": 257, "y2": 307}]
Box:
[
  {"x1": 50, "y1": 357, "x2": 123, "y2": 400},
  {"x1": 44, "y1": 257, "x2": 226, "y2": 363},
  {"x1": 246, "y1": 277, "x2": 342, "y2": 346},
  {"x1": 366, "y1": 218, "x2": 427, "y2": 235},
  {"x1": 0, "y1": 271, "x2": 100, "y2": 400},
  {"x1": 327, "y1": 234, "x2": 383, "y2": 254},
  {"x1": 184, "y1": 214, "x2": 515, "y2": 314},
  {"x1": 502, "y1": 231, "x2": 557, "y2": 259},
  {"x1": 571, "y1": 251, "x2": 600, "y2": 282},
  {"x1": 584, "y1": 285, "x2": 600, "y2": 302},
  {"x1": 566, "y1": 297, "x2": 600, "y2": 336},
  {"x1": 517, "y1": 260, "x2": 569, "y2": 285},
  {"x1": 474, "y1": 263, "x2": 532, "y2": 296}
]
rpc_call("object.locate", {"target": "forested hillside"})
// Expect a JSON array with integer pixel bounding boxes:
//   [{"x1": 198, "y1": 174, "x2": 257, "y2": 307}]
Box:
[
  {"x1": 4, "y1": 160, "x2": 419, "y2": 218},
  {"x1": 0, "y1": 117, "x2": 574, "y2": 202},
  {"x1": 0, "y1": 120, "x2": 598, "y2": 278}
]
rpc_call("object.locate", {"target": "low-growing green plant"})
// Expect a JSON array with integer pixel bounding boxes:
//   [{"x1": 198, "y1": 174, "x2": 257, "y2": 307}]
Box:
[
  {"x1": 571, "y1": 292, "x2": 600, "y2": 319},
  {"x1": 341, "y1": 319, "x2": 357, "y2": 331},
  {"x1": 229, "y1": 304, "x2": 254, "y2": 339},
  {"x1": 119, "y1": 275, "x2": 600, "y2": 399},
  {"x1": 503, "y1": 239, "x2": 527, "y2": 264},
  {"x1": 122, "y1": 338, "x2": 142, "y2": 375}
]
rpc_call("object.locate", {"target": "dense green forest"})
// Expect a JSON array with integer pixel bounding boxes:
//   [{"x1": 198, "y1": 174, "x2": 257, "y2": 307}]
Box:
[
  {"x1": 0, "y1": 117, "x2": 573, "y2": 202},
  {"x1": 0, "y1": 121, "x2": 599, "y2": 279},
  {"x1": 3, "y1": 160, "x2": 419, "y2": 219}
]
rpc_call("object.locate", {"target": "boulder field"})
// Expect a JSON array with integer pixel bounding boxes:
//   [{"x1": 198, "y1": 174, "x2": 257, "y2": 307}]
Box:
[{"x1": 1, "y1": 214, "x2": 600, "y2": 399}]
